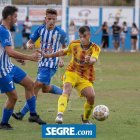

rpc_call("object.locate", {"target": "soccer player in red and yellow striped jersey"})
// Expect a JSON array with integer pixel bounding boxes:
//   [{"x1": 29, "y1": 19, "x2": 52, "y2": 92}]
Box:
[{"x1": 39, "y1": 26, "x2": 101, "y2": 124}]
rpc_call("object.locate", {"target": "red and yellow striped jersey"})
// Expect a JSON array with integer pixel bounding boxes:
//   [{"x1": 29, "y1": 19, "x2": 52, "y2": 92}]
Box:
[{"x1": 64, "y1": 40, "x2": 101, "y2": 82}]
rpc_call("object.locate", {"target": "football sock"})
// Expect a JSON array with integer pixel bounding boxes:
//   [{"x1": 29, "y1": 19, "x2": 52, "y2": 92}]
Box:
[
  {"x1": 27, "y1": 96, "x2": 37, "y2": 115},
  {"x1": 49, "y1": 85, "x2": 63, "y2": 95},
  {"x1": 83, "y1": 101, "x2": 93, "y2": 120},
  {"x1": 58, "y1": 94, "x2": 68, "y2": 113},
  {"x1": 20, "y1": 102, "x2": 29, "y2": 116},
  {"x1": 1, "y1": 108, "x2": 13, "y2": 124}
]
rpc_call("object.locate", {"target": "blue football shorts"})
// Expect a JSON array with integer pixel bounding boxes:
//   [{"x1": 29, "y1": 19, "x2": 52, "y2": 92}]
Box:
[
  {"x1": 0, "y1": 65, "x2": 26, "y2": 93},
  {"x1": 36, "y1": 67, "x2": 57, "y2": 85}
]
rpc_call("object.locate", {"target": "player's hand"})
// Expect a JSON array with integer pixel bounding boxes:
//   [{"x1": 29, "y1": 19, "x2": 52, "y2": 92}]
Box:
[
  {"x1": 58, "y1": 58, "x2": 64, "y2": 68},
  {"x1": 30, "y1": 52, "x2": 41, "y2": 61},
  {"x1": 85, "y1": 55, "x2": 91, "y2": 63},
  {"x1": 26, "y1": 42, "x2": 35, "y2": 49},
  {"x1": 15, "y1": 59, "x2": 26, "y2": 65},
  {"x1": 35, "y1": 50, "x2": 50, "y2": 58}
]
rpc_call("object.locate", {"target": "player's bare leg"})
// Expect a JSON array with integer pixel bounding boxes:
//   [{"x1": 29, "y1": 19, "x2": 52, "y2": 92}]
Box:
[
  {"x1": 42, "y1": 84, "x2": 63, "y2": 95},
  {"x1": 0, "y1": 91, "x2": 18, "y2": 130},
  {"x1": 34, "y1": 81, "x2": 44, "y2": 97},
  {"x1": 12, "y1": 77, "x2": 46, "y2": 125}
]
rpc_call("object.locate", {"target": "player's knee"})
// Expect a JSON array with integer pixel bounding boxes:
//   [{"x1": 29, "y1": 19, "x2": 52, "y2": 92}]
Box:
[
  {"x1": 10, "y1": 94, "x2": 18, "y2": 103},
  {"x1": 42, "y1": 88, "x2": 48, "y2": 93},
  {"x1": 63, "y1": 83, "x2": 72, "y2": 95},
  {"x1": 26, "y1": 81, "x2": 34, "y2": 91},
  {"x1": 42, "y1": 85, "x2": 50, "y2": 93},
  {"x1": 35, "y1": 81, "x2": 43, "y2": 88}
]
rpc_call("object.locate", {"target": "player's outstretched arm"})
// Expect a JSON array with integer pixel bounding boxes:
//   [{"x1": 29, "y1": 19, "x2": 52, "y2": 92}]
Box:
[
  {"x1": 37, "y1": 49, "x2": 67, "y2": 58},
  {"x1": 5, "y1": 46, "x2": 39, "y2": 62}
]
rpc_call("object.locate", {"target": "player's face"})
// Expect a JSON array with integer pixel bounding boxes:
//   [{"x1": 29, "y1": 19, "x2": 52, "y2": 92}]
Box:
[
  {"x1": 9, "y1": 12, "x2": 18, "y2": 28},
  {"x1": 45, "y1": 14, "x2": 57, "y2": 29},
  {"x1": 79, "y1": 31, "x2": 91, "y2": 46}
]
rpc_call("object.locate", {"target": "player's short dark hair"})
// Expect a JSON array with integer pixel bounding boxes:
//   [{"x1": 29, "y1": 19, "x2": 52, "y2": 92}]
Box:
[
  {"x1": 46, "y1": 9, "x2": 57, "y2": 16},
  {"x1": 79, "y1": 26, "x2": 90, "y2": 34},
  {"x1": 2, "y1": 5, "x2": 18, "y2": 19}
]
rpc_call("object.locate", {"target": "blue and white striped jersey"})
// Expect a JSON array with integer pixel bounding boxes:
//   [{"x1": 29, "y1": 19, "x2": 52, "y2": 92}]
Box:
[
  {"x1": 0, "y1": 25, "x2": 14, "y2": 77},
  {"x1": 30, "y1": 24, "x2": 67, "y2": 68}
]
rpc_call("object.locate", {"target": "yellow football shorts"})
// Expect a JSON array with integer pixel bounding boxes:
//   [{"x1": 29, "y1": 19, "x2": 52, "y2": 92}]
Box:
[{"x1": 63, "y1": 71, "x2": 94, "y2": 97}]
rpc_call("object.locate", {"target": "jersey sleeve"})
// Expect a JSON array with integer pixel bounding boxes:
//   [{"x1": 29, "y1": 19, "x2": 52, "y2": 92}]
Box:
[
  {"x1": 0, "y1": 30, "x2": 12, "y2": 48},
  {"x1": 30, "y1": 26, "x2": 42, "y2": 42},
  {"x1": 60, "y1": 31, "x2": 67, "y2": 45},
  {"x1": 91, "y1": 44, "x2": 101, "y2": 60}
]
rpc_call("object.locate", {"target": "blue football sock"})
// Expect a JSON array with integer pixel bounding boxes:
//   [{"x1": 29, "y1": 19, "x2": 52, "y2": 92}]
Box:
[
  {"x1": 1, "y1": 108, "x2": 13, "y2": 124},
  {"x1": 20, "y1": 102, "x2": 29, "y2": 116},
  {"x1": 49, "y1": 85, "x2": 63, "y2": 95},
  {"x1": 27, "y1": 96, "x2": 36, "y2": 114}
]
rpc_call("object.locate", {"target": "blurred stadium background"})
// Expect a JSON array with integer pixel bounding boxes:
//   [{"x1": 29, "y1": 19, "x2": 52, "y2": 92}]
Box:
[{"x1": 0, "y1": 0, "x2": 140, "y2": 50}]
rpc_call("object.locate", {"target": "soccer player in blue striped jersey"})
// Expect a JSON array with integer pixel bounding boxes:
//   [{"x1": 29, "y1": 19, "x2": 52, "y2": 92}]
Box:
[
  {"x1": 12, "y1": 9, "x2": 67, "y2": 120},
  {"x1": 0, "y1": 6, "x2": 46, "y2": 130}
]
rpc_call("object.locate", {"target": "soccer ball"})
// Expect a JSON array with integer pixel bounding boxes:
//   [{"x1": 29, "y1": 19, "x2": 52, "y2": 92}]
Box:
[{"x1": 93, "y1": 105, "x2": 109, "y2": 121}]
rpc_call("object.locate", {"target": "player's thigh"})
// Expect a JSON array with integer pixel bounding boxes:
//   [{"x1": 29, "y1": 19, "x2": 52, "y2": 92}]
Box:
[
  {"x1": 11, "y1": 65, "x2": 27, "y2": 84},
  {"x1": 19, "y1": 75, "x2": 34, "y2": 90},
  {"x1": 62, "y1": 71, "x2": 78, "y2": 96},
  {"x1": 41, "y1": 67, "x2": 60, "y2": 92},
  {"x1": 81, "y1": 86, "x2": 95, "y2": 98},
  {"x1": 76, "y1": 78, "x2": 94, "y2": 97},
  {"x1": 63, "y1": 71, "x2": 77, "y2": 86},
  {"x1": 81, "y1": 86, "x2": 95, "y2": 104}
]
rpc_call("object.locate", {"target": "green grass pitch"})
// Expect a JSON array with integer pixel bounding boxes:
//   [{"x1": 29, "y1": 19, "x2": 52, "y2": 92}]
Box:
[{"x1": 0, "y1": 50, "x2": 140, "y2": 140}]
